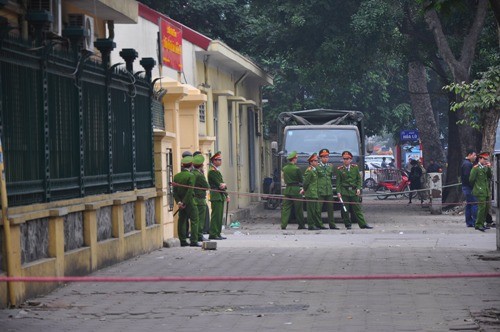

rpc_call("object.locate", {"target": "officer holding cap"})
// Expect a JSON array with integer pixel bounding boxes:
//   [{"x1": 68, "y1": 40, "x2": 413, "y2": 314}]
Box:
[
  {"x1": 281, "y1": 151, "x2": 305, "y2": 230},
  {"x1": 470, "y1": 152, "x2": 492, "y2": 232},
  {"x1": 173, "y1": 156, "x2": 200, "y2": 246},
  {"x1": 317, "y1": 148, "x2": 339, "y2": 229},
  {"x1": 208, "y1": 151, "x2": 230, "y2": 240},
  {"x1": 301, "y1": 153, "x2": 326, "y2": 230},
  {"x1": 336, "y1": 151, "x2": 373, "y2": 230}
]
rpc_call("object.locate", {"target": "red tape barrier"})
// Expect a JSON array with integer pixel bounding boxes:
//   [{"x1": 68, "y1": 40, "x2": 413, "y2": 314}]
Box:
[
  {"x1": 1, "y1": 273, "x2": 500, "y2": 283},
  {"x1": 171, "y1": 181, "x2": 486, "y2": 207}
]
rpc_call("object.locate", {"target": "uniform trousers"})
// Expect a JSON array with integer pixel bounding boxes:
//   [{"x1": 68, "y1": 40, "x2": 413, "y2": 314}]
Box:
[
  {"x1": 281, "y1": 195, "x2": 304, "y2": 229},
  {"x1": 340, "y1": 195, "x2": 367, "y2": 228},
  {"x1": 209, "y1": 200, "x2": 224, "y2": 238},
  {"x1": 178, "y1": 203, "x2": 199, "y2": 244}
]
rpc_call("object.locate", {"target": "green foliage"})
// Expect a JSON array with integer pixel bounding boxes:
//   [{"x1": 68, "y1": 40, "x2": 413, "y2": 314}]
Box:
[{"x1": 444, "y1": 66, "x2": 500, "y2": 129}]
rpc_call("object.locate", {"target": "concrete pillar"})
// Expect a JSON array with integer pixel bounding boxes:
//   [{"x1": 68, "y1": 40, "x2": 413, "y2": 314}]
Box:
[
  {"x1": 48, "y1": 210, "x2": 66, "y2": 277},
  {"x1": 83, "y1": 205, "x2": 98, "y2": 270},
  {"x1": 112, "y1": 201, "x2": 125, "y2": 259},
  {"x1": 135, "y1": 197, "x2": 147, "y2": 248},
  {"x1": 427, "y1": 172, "x2": 443, "y2": 215}
]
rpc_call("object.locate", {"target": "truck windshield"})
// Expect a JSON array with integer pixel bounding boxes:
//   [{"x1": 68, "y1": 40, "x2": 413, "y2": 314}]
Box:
[{"x1": 285, "y1": 128, "x2": 360, "y2": 155}]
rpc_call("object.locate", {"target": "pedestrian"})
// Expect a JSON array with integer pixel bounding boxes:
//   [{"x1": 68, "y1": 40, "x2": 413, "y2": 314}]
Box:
[
  {"x1": 408, "y1": 159, "x2": 423, "y2": 204},
  {"x1": 461, "y1": 150, "x2": 478, "y2": 227},
  {"x1": 208, "y1": 151, "x2": 230, "y2": 240},
  {"x1": 336, "y1": 151, "x2": 373, "y2": 230},
  {"x1": 388, "y1": 158, "x2": 395, "y2": 169},
  {"x1": 173, "y1": 156, "x2": 200, "y2": 247},
  {"x1": 317, "y1": 148, "x2": 339, "y2": 229},
  {"x1": 381, "y1": 157, "x2": 388, "y2": 169},
  {"x1": 192, "y1": 154, "x2": 209, "y2": 241},
  {"x1": 280, "y1": 151, "x2": 305, "y2": 230},
  {"x1": 301, "y1": 153, "x2": 326, "y2": 230},
  {"x1": 469, "y1": 152, "x2": 492, "y2": 232}
]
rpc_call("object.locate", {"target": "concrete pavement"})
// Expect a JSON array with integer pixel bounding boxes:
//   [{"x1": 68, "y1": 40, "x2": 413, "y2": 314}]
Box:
[{"x1": 1, "y1": 197, "x2": 499, "y2": 332}]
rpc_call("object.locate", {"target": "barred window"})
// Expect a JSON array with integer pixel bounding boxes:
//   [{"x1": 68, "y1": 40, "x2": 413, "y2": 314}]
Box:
[{"x1": 199, "y1": 103, "x2": 206, "y2": 122}]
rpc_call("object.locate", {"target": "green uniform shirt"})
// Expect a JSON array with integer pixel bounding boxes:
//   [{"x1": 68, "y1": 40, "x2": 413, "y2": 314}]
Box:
[
  {"x1": 317, "y1": 162, "x2": 333, "y2": 196},
  {"x1": 192, "y1": 168, "x2": 209, "y2": 205},
  {"x1": 336, "y1": 164, "x2": 362, "y2": 196},
  {"x1": 470, "y1": 164, "x2": 492, "y2": 197},
  {"x1": 303, "y1": 166, "x2": 319, "y2": 199},
  {"x1": 173, "y1": 168, "x2": 196, "y2": 205},
  {"x1": 208, "y1": 164, "x2": 227, "y2": 201},
  {"x1": 282, "y1": 162, "x2": 303, "y2": 196}
]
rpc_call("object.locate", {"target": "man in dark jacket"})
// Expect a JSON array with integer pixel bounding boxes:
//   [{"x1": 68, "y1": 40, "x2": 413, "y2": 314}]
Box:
[{"x1": 461, "y1": 150, "x2": 477, "y2": 227}]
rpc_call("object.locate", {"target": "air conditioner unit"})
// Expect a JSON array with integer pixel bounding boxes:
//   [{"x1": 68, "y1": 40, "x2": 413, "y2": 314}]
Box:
[{"x1": 68, "y1": 14, "x2": 95, "y2": 52}]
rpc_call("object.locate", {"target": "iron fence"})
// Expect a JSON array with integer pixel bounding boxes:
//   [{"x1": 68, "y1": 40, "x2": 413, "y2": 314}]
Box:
[{"x1": 0, "y1": 35, "x2": 157, "y2": 207}]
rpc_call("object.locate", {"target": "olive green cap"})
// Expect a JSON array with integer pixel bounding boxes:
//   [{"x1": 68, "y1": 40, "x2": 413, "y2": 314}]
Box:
[
  {"x1": 181, "y1": 156, "x2": 193, "y2": 165},
  {"x1": 193, "y1": 154, "x2": 205, "y2": 165},
  {"x1": 287, "y1": 151, "x2": 298, "y2": 160}
]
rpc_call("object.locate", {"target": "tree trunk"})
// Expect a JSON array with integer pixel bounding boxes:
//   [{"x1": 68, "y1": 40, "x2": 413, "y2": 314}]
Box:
[
  {"x1": 480, "y1": 108, "x2": 500, "y2": 153},
  {"x1": 407, "y1": 61, "x2": 445, "y2": 165},
  {"x1": 423, "y1": 0, "x2": 488, "y2": 203}
]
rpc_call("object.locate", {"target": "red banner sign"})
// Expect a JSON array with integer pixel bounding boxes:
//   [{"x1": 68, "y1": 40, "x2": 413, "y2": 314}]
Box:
[{"x1": 160, "y1": 19, "x2": 182, "y2": 71}]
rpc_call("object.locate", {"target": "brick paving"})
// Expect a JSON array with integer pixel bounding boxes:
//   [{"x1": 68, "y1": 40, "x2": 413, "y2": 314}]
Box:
[{"x1": 1, "y1": 197, "x2": 499, "y2": 332}]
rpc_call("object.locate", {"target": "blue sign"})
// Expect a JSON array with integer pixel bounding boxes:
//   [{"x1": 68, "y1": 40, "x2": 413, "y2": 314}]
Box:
[{"x1": 400, "y1": 130, "x2": 419, "y2": 142}]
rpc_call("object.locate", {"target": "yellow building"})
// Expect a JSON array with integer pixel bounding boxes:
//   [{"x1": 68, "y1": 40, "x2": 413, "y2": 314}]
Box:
[{"x1": 0, "y1": 0, "x2": 272, "y2": 308}]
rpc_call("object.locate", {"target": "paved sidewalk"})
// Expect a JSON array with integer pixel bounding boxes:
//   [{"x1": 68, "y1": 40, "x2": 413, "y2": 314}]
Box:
[{"x1": 1, "y1": 198, "x2": 499, "y2": 332}]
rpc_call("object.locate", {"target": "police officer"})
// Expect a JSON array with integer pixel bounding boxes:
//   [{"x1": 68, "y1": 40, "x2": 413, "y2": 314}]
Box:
[
  {"x1": 470, "y1": 152, "x2": 492, "y2": 232},
  {"x1": 281, "y1": 151, "x2": 305, "y2": 230},
  {"x1": 317, "y1": 148, "x2": 339, "y2": 229},
  {"x1": 301, "y1": 153, "x2": 326, "y2": 230},
  {"x1": 192, "y1": 154, "x2": 209, "y2": 241},
  {"x1": 336, "y1": 151, "x2": 373, "y2": 230},
  {"x1": 208, "y1": 151, "x2": 230, "y2": 240},
  {"x1": 173, "y1": 156, "x2": 201, "y2": 247}
]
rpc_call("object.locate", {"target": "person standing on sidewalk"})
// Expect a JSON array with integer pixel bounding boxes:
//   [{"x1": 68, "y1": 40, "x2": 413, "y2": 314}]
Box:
[
  {"x1": 469, "y1": 152, "x2": 492, "y2": 232},
  {"x1": 173, "y1": 156, "x2": 200, "y2": 247},
  {"x1": 317, "y1": 148, "x2": 339, "y2": 229},
  {"x1": 336, "y1": 151, "x2": 373, "y2": 230},
  {"x1": 408, "y1": 159, "x2": 423, "y2": 205},
  {"x1": 208, "y1": 151, "x2": 230, "y2": 240},
  {"x1": 281, "y1": 151, "x2": 305, "y2": 230},
  {"x1": 301, "y1": 153, "x2": 326, "y2": 230},
  {"x1": 192, "y1": 154, "x2": 209, "y2": 241},
  {"x1": 461, "y1": 149, "x2": 478, "y2": 227}
]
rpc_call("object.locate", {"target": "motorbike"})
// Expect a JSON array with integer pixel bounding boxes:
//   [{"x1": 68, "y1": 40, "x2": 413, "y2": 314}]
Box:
[{"x1": 374, "y1": 169, "x2": 415, "y2": 200}]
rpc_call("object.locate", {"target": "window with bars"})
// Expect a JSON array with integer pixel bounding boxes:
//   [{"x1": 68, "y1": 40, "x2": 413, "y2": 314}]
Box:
[{"x1": 198, "y1": 103, "x2": 206, "y2": 122}]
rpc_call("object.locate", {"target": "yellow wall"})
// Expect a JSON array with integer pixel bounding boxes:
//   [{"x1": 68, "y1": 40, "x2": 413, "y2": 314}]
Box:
[{"x1": 0, "y1": 188, "x2": 162, "y2": 308}]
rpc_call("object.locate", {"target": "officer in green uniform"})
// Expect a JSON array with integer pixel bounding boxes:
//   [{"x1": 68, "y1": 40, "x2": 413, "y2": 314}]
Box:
[
  {"x1": 302, "y1": 153, "x2": 326, "y2": 230},
  {"x1": 317, "y1": 148, "x2": 339, "y2": 229},
  {"x1": 208, "y1": 151, "x2": 230, "y2": 240},
  {"x1": 173, "y1": 156, "x2": 201, "y2": 246},
  {"x1": 470, "y1": 152, "x2": 492, "y2": 232},
  {"x1": 192, "y1": 154, "x2": 209, "y2": 241},
  {"x1": 336, "y1": 151, "x2": 373, "y2": 230},
  {"x1": 281, "y1": 151, "x2": 305, "y2": 230}
]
